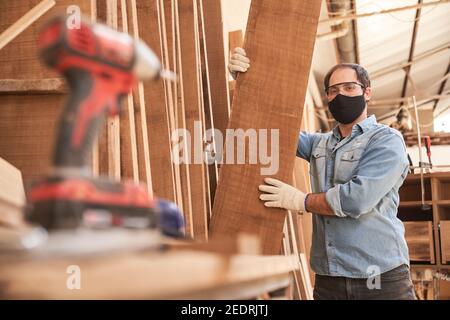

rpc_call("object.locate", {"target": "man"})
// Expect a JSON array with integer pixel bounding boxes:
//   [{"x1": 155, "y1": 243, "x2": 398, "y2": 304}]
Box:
[{"x1": 229, "y1": 47, "x2": 416, "y2": 300}]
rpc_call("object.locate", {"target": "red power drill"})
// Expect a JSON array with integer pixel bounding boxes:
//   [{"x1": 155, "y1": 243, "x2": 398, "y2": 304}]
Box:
[{"x1": 26, "y1": 16, "x2": 174, "y2": 231}]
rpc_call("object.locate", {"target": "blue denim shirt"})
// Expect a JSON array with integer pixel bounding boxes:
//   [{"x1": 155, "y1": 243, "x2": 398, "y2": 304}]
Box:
[{"x1": 297, "y1": 115, "x2": 410, "y2": 278}]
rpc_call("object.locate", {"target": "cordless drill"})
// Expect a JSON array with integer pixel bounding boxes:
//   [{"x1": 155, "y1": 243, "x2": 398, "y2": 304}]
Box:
[{"x1": 26, "y1": 16, "x2": 172, "y2": 231}]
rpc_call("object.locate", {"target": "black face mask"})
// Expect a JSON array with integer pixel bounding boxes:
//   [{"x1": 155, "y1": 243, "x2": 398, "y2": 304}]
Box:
[{"x1": 328, "y1": 94, "x2": 366, "y2": 124}]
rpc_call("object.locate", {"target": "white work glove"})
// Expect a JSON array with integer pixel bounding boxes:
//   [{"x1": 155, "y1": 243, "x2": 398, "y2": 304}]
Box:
[
  {"x1": 258, "y1": 178, "x2": 306, "y2": 212},
  {"x1": 228, "y1": 47, "x2": 250, "y2": 79}
]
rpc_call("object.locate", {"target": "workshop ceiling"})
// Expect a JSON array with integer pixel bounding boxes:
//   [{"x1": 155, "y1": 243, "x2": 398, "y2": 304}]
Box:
[{"x1": 311, "y1": 0, "x2": 450, "y2": 129}]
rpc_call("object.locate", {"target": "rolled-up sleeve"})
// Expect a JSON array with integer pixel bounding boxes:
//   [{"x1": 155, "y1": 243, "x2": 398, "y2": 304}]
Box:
[
  {"x1": 296, "y1": 131, "x2": 321, "y2": 161},
  {"x1": 326, "y1": 132, "x2": 409, "y2": 219}
]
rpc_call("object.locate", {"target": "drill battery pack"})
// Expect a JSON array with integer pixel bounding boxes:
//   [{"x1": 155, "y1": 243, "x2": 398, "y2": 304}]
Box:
[{"x1": 26, "y1": 176, "x2": 158, "y2": 230}]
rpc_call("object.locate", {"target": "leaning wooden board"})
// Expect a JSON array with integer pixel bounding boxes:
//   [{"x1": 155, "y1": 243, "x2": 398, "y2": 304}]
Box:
[{"x1": 209, "y1": 0, "x2": 321, "y2": 254}]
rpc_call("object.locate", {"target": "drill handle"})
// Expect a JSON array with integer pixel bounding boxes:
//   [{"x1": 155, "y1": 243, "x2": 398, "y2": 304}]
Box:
[{"x1": 52, "y1": 69, "x2": 120, "y2": 170}]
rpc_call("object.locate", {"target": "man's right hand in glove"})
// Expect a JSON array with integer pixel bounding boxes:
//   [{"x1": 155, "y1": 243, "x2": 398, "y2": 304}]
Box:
[{"x1": 228, "y1": 47, "x2": 250, "y2": 79}]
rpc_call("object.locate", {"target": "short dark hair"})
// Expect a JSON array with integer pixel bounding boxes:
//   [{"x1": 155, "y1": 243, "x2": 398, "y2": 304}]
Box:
[{"x1": 324, "y1": 63, "x2": 371, "y2": 90}]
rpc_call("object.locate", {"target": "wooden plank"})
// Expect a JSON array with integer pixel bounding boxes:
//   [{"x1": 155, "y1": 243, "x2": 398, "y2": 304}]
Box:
[
  {"x1": 129, "y1": 0, "x2": 153, "y2": 195},
  {"x1": 209, "y1": 0, "x2": 321, "y2": 255},
  {"x1": 431, "y1": 175, "x2": 442, "y2": 265},
  {"x1": 228, "y1": 30, "x2": 243, "y2": 104},
  {"x1": 90, "y1": 0, "x2": 97, "y2": 177},
  {"x1": 106, "y1": 0, "x2": 121, "y2": 181},
  {"x1": 0, "y1": 157, "x2": 25, "y2": 228},
  {"x1": 229, "y1": 30, "x2": 244, "y2": 52},
  {"x1": 287, "y1": 211, "x2": 313, "y2": 300},
  {"x1": 404, "y1": 221, "x2": 435, "y2": 262},
  {"x1": 164, "y1": 0, "x2": 194, "y2": 236},
  {"x1": 200, "y1": 0, "x2": 230, "y2": 138},
  {"x1": 177, "y1": 0, "x2": 209, "y2": 240},
  {"x1": 282, "y1": 221, "x2": 301, "y2": 300},
  {"x1": 135, "y1": 0, "x2": 177, "y2": 201},
  {"x1": 0, "y1": 78, "x2": 66, "y2": 94},
  {"x1": 118, "y1": 0, "x2": 139, "y2": 183},
  {"x1": 293, "y1": 157, "x2": 314, "y2": 283},
  {"x1": 440, "y1": 220, "x2": 450, "y2": 264},
  {"x1": 157, "y1": 0, "x2": 190, "y2": 232},
  {"x1": 196, "y1": 0, "x2": 219, "y2": 217},
  {"x1": 0, "y1": 0, "x2": 55, "y2": 50}
]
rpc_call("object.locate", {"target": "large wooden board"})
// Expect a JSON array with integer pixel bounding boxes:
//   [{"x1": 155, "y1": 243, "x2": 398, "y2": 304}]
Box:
[{"x1": 209, "y1": 0, "x2": 321, "y2": 254}]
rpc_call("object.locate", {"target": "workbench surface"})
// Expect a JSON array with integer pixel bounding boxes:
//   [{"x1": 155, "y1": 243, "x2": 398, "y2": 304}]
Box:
[{"x1": 0, "y1": 249, "x2": 299, "y2": 299}]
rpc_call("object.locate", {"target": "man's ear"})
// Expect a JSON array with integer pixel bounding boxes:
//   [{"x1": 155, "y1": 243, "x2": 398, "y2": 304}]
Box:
[{"x1": 364, "y1": 86, "x2": 372, "y2": 102}]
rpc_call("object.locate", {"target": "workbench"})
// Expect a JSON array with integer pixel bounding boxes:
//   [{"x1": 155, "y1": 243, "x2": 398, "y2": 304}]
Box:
[{"x1": 0, "y1": 248, "x2": 299, "y2": 299}]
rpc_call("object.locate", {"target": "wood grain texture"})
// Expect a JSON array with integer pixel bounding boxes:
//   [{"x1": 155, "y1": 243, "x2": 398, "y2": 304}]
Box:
[
  {"x1": 200, "y1": 0, "x2": 230, "y2": 138},
  {"x1": 0, "y1": 78, "x2": 66, "y2": 94},
  {"x1": 404, "y1": 221, "x2": 435, "y2": 262},
  {"x1": 118, "y1": 0, "x2": 139, "y2": 183},
  {"x1": 178, "y1": 0, "x2": 209, "y2": 239},
  {"x1": 0, "y1": 95, "x2": 62, "y2": 182},
  {"x1": 0, "y1": 250, "x2": 298, "y2": 299},
  {"x1": 440, "y1": 220, "x2": 450, "y2": 264},
  {"x1": 0, "y1": 0, "x2": 92, "y2": 79},
  {"x1": 0, "y1": 157, "x2": 25, "y2": 227},
  {"x1": 228, "y1": 30, "x2": 243, "y2": 104},
  {"x1": 135, "y1": 0, "x2": 177, "y2": 201},
  {"x1": 209, "y1": 0, "x2": 321, "y2": 255},
  {"x1": 155, "y1": 0, "x2": 193, "y2": 232},
  {"x1": 0, "y1": 0, "x2": 55, "y2": 50}
]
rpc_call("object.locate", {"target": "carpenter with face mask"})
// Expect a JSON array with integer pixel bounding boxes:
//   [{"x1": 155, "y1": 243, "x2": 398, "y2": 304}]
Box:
[{"x1": 229, "y1": 48, "x2": 415, "y2": 300}]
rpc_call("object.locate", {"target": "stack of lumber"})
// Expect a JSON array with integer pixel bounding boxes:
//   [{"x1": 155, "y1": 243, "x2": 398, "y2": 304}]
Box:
[{"x1": 0, "y1": 0, "x2": 230, "y2": 241}]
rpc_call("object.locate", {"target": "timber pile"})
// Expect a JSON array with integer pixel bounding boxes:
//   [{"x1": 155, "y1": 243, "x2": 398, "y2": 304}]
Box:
[{"x1": 0, "y1": 0, "x2": 229, "y2": 241}]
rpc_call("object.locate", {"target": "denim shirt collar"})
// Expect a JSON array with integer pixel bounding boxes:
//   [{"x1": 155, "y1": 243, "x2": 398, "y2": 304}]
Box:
[{"x1": 332, "y1": 115, "x2": 377, "y2": 140}]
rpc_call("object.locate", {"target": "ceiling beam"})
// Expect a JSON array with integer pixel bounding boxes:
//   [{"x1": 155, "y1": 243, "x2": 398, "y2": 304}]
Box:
[
  {"x1": 350, "y1": 0, "x2": 360, "y2": 64},
  {"x1": 371, "y1": 43, "x2": 450, "y2": 79},
  {"x1": 320, "y1": 0, "x2": 449, "y2": 25},
  {"x1": 399, "y1": 0, "x2": 423, "y2": 108},
  {"x1": 433, "y1": 60, "x2": 450, "y2": 111}
]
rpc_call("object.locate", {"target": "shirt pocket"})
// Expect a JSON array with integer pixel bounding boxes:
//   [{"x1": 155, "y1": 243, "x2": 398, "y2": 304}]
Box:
[
  {"x1": 337, "y1": 147, "x2": 365, "y2": 182},
  {"x1": 309, "y1": 147, "x2": 327, "y2": 178}
]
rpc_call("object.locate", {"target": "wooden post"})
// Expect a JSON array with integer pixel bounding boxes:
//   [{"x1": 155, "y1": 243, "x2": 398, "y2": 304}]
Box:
[{"x1": 118, "y1": 0, "x2": 139, "y2": 183}]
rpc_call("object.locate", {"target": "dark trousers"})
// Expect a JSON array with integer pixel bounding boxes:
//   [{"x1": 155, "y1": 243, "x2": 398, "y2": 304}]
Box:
[{"x1": 313, "y1": 264, "x2": 416, "y2": 300}]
